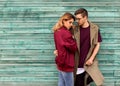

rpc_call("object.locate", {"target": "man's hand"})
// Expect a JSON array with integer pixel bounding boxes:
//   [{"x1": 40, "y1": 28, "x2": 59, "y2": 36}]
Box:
[
  {"x1": 53, "y1": 50, "x2": 58, "y2": 56},
  {"x1": 85, "y1": 58, "x2": 93, "y2": 66}
]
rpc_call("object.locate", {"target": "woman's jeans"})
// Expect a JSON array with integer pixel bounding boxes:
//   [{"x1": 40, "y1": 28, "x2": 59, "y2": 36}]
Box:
[{"x1": 58, "y1": 70, "x2": 74, "y2": 86}]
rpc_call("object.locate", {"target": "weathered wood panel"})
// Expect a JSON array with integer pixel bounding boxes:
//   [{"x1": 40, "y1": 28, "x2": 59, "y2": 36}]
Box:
[{"x1": 0, "y1": 0, "x2": 119, "y2": 86}]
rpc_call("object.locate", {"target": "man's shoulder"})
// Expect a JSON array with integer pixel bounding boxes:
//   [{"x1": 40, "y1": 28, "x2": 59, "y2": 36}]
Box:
[
  {"x1": 89, "y1": 22, "x2": 99, "y2": 30},
  {"x1": 72, "y1": 25, "x2": 79, "y2": 32}
]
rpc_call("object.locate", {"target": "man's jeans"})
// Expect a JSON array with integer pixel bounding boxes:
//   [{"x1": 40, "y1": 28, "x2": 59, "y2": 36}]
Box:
[{"x1": 58, "y1": 70, "x2": 74, "y2": 86}]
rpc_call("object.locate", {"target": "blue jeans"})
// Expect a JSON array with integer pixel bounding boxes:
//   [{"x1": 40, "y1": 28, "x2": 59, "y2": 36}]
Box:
[{"x1": 58, "y1": 70, "x2": 74, "y2": 86}]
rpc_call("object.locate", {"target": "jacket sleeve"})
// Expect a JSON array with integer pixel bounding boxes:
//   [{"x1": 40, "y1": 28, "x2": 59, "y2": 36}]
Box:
[{"x1": 63, "y1": 32, "x2": 77, "y2": 52}]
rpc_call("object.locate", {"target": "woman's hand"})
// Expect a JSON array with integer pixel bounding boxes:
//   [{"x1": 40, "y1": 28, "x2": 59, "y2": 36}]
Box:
[{"x1": 53, "y1": 50, "x2": 58, "y2": 56}]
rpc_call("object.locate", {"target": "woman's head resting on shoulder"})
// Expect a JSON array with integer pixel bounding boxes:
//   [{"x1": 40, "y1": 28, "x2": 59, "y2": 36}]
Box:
[{"x1": 53, "y1": 12, "x2": 75, "y2": 32}]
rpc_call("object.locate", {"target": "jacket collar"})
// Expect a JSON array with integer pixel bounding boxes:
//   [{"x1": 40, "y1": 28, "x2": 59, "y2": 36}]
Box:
[{"x1": 74, "y1": 22, "x2": 97, "y2": 51}]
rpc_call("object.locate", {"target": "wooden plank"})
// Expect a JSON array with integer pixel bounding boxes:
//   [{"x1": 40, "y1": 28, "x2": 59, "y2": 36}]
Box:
[
  {"x1": 1, "y1": 11, "x2": 117, "y2": 17},
  {"x1": 0, "y1": 6, "x2": 117, "y2": 11},
  {"x1": 0, "y1": 76, "x2": 58, "y2": 82},
  {"x1": 0, "y1": 71, "x2": 58, "y2": 77},
  {"x1": 0, "y1": 83, "x2": 57, "y2": 86},
  {"x1": 114, "y1": 71, "x2": 120, "y2": 76},
  {"x1": 0, "y1": 44, "x2": 55, "y2": 49},
  {"x1": 0, "y1": 33, "x2": 54, "y2": 39},
  {"x1": 0, "y1": 0, "x2": 120, "y2": 2},
  {"x1": 97, "y1": 55, "x2": 120, "y2": 60},
  {"x1": 0, "y1": 65, "x2": 56, "y2": 72},
  {"x1": 0, "y1": 2, "x2": 120, "y2": 7}
]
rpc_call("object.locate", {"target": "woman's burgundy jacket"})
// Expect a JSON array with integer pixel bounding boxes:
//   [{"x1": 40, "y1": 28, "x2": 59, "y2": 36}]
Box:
[{"x1": 54, "y1": 27, "x2": 77, "y2": 72}]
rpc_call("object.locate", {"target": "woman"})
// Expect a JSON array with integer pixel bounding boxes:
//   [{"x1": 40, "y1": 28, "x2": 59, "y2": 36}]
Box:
[{"x1": 53, "y1": 13, "x2": 77, "y2": 86}]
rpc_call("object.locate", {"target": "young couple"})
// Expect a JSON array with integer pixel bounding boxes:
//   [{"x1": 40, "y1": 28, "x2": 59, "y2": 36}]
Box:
[{"x1": 53, "y1": 8, "x2": 104, "y2": 86}]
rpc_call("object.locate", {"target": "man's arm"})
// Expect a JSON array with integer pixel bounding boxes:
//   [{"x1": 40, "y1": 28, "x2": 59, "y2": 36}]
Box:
[{"x1": 85, "y1": 42, "x2": 100, "y2": 66}]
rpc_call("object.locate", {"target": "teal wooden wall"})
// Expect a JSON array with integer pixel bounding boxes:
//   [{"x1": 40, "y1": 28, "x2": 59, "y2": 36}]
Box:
[{"x1": 0, "y1": 0, "x2": 120, "y2": 86}]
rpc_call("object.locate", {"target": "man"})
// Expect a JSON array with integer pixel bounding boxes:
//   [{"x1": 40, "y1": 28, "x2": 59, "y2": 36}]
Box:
[{"x1": 73, "y1": 8, "x2": 104, "y2": 86}]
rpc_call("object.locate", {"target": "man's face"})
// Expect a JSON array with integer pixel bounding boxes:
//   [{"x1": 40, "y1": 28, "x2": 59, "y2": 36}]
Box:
[{"x1": 75, "y1": 14, "x2": 87, "y2": 26}]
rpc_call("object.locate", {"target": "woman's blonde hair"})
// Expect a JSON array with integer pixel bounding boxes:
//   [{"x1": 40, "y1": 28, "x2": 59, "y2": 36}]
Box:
[{"x1": 52, "y1": 12, "x2": 75, "y2": 32}]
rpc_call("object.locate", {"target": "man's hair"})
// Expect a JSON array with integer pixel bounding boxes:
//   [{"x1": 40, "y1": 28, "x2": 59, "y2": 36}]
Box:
[{"x1": 74, "y1": 8, "x2": 88, "y2": 17}]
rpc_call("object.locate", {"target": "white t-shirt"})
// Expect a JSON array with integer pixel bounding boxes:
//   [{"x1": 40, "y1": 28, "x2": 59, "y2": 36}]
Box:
[{"x1": 76, "y1": 68, "x2": 85, "y2": 75}]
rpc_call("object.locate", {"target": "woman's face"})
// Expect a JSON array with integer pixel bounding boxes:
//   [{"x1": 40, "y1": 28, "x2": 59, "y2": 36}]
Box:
[{"x1": 63, "y1": 18, "x2": 74, "y2": 30}]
